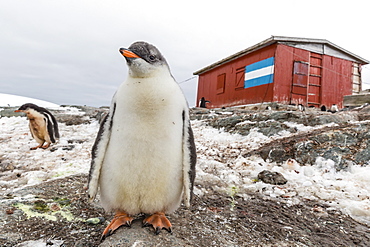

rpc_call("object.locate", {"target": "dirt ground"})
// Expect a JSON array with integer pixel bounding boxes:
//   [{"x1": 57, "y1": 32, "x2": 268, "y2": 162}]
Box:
[{"x1": 1, "y1": 174, "x2": 369, "y2": 247}]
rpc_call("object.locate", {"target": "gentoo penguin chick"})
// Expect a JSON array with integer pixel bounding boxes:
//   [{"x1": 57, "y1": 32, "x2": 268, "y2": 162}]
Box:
[
  {"x1": 15, "y1": 103, "x2": 59, "y2": 150},
  {"x1": 88, "y1": 41, "x2": 196, "y2": 239},
  {"x1": 297, "y1": 104, "x2": 305, "y2": 112},
  {"x1": 329, "y1": 104, "x2": 339, "y2": 113}
]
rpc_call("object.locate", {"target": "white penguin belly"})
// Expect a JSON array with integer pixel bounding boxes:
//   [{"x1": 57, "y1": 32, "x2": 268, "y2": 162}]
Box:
[
  {"x1": 99, "y1": 105, "x2": 184, "y2": 215},
  {"x1": 29, "y1": 117, "x2": 50, "y2": 144}
]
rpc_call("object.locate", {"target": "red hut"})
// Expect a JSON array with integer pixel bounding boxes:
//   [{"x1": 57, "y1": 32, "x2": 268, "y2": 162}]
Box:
[{"x1": 194, "y1": 36, "x2": 369, "y2": 109}]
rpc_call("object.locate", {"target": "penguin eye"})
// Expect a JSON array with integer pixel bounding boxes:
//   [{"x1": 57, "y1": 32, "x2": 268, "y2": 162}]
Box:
[{"x1": 148, "y1": 55, "x2": 156, "y2": 61}]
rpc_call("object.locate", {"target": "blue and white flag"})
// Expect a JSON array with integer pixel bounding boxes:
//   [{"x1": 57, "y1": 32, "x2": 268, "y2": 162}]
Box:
[{"x1": 244, "y1": 57, "x2": 274, "y2": 88}]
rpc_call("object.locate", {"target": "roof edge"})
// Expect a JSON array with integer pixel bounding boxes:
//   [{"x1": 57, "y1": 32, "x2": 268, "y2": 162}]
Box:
[
  {"x1": 193, "y1": 36, "x2": 275, "y2": 75},
  {"x1": 194, "y1": 36, "x2": 369, "y2": 75}
]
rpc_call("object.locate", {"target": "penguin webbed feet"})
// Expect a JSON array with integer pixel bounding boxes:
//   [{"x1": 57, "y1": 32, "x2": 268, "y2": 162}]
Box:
[
  {"x1": 142, "y1": 212, "x2": 172, "y2": 235},
  {"x1": 30, "y1": 142, "x2": 51, "y2": 150},
  {"x1": 30, "y1": 144, "x2": 43, "y2": 150},
  {"x1": 101, "y1": 211, "x2": 133, "y2": 240},
  {"x1": 41, "y1": 143, "x2": 51, "y2": 149}
]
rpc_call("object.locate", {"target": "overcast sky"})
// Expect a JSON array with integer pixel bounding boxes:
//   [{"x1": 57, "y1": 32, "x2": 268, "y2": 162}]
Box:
[{"x1": 1, "y1": 0, "x2": 369, "y2": 107}]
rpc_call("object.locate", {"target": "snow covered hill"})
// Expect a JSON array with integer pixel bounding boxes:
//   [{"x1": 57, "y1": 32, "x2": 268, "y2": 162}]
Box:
[{"x1": 0, "y1": 93, "x2": 59, "y2": 108}]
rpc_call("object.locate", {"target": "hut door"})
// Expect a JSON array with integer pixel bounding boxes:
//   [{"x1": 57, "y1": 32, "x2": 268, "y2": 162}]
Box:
[
  {"x1": 307, "y1": 53, "x2": 322, "y2": 106},
  {"x1": 291, "y1": 61, "x2": 309, "y2": 105}
]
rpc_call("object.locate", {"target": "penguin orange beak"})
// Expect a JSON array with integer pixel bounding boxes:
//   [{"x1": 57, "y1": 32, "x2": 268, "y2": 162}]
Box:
[
  {"x1": 14, "y1": 110, "x2": 21, "y2": 112},
  {"x1": 119, "y1": 48, "x2": 140, "y2": 59}
]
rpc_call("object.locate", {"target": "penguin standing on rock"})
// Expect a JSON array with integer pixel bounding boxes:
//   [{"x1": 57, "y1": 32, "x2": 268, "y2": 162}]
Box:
[
  {"x1": 88, "y1": 41, "x2": 196, "y2": 239},
  {"x1": 15, "y1": 103, "x2": 59, "y2": 150}
]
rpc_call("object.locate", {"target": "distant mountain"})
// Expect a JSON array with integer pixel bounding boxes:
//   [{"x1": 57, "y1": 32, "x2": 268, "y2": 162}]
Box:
[{"x1": 0, "y1": 93, "x2": 59, "y2": 108}]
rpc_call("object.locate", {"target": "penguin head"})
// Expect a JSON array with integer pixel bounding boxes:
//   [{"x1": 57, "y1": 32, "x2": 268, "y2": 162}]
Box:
[
  {"x1": 14, "y1": 103, "x2": 40, "y2": 113},
  {"x1": 14, "y1": 103, "x2": 48, "y2": 116},
  {"x1": 119, "y1": 41, "x2": 170, "y2": 78}
]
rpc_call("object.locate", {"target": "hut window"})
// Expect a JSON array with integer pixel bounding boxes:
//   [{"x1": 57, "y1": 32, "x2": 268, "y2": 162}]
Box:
[
  {"x1": 217, "y1": 73, "x2": 226, "y2": 94},
  {"x1": 293, "y1": 61, "x2": 309, "y2": 87}
]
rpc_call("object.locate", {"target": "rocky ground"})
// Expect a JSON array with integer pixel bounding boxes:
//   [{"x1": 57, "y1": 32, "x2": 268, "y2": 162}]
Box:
[
  {"x1": 1, "y1": 104, "x2": 370, "y2": 247},
  {"x1": 0, "y1": 174, "x2": 369, "y2": 247}
]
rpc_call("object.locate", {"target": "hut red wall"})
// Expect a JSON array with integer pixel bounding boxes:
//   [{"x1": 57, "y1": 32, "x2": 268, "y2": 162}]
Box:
[
  {"x1": 273, "y1": 44, "x2": 352, "y2": 109},
  {"x1": 196, "y1": 45, "x2": 277, "y2": 108},
  {"x1": 321, "y1": 56, "x2": 352, "y2": 109},
  {"x1": 273, "y1": 44, "x2": 312, "y2": 106},
  {"x1": 273, "y1": 45, "x2": 296, "y2": 104},
  {"x1": 197, "y1": 44, "x2": 354, "y2": 109}
]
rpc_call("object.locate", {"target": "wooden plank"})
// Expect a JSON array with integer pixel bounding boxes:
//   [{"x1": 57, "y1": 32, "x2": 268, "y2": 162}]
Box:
[{"x1": 344, "y1": 94, "x2": 370, "y2": 106}]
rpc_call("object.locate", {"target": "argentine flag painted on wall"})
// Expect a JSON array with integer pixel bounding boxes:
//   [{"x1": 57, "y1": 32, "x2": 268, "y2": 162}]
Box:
[{"x1": 244, "y1": 57, "x2": 274, "y2": 88}]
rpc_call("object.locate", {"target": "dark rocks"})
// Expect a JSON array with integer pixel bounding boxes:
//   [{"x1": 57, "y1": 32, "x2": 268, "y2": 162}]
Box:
[
  {"x1": 0, "y1": 107, "x2": 18, "y2": 117},
  {"x1": 62, "y1": 145, "x2": 75, "y2": 151},
  {"x1": 257, "y1": 170, "x2": 287, "y2": 185},
  {"x1": 354, "y1": 146, "x2": 370, "y2": 166},
  {"x1": 307, "y1": 112, "x2": 358, "y2": 126},
  {"x1": 268, "y1": 111, "x2": 302, "y2": 122},
  {"x1": 192, "y1": 104, "x2": 370, "y2": 169},
  {"x1": 243, "y1": 122, "x2": 370, "y2": 169},
  {"x1": 54, "y1": 106, "x2": 108, "y2": 125},
  {"x1": 49, "y1": 145, "x2": 75, "y2": 152},
  {"x1": 207, "y1": 111, "x2": 301, "y2": 137},
  {"x1": 190, "y1": 108, "x2": 211, "y2": 120},
  {"x1": 194, "y1": 104, "x2": 362, "y2": 138},
  {"x1": 54, "y1": 115, "x2": 90, "y2": 125}
]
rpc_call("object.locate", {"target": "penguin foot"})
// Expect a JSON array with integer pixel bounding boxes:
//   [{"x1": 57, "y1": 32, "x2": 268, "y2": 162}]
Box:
[
  {"x1": 41, "y1": 143, "x2": 51, "y2": 149},
  {"x1": 142, "y1": 212, "x2": 172, "y2": 235},
  {"x1": 101, "y1": 211, "x2": 133, "y2": 240},
  {"x1": 30, "y1": 144, "x2": 43, "y2": 150}
]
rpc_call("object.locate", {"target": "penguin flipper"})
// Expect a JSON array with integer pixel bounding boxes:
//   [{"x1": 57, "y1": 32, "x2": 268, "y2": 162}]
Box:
[
  {"x1": 87, "y1": 103, "x2": 116, "y2": 201},
  {"x1": 42, "y1": 109, "x2": 59, "y2": 142},
  {"x1": 181, "y1": 110, "x2": 197, "y2": 207}
]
